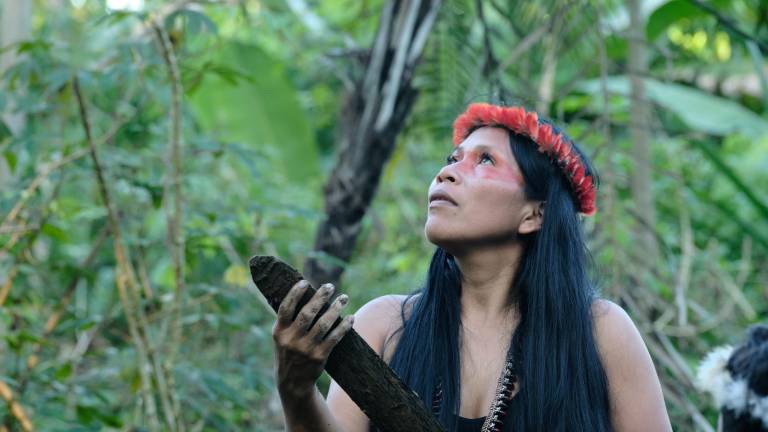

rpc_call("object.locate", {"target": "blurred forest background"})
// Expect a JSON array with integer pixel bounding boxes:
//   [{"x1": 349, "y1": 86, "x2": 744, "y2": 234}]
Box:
[{"x1": 0, "y1": 0, "x2": 766, "y2": 430}]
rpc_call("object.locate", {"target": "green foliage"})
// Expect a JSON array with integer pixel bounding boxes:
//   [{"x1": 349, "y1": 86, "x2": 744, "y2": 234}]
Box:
[
  {"x1": 0, "y1": 0, "x2": 766, "y2": 430},
  {"x1": 646, "y1": 0, "x2": 707, "y2": 42},
  {"x1": 189, "y1": 41, "x2": 320, "y2": 184},
  {"x1": 579, "y1": 76, "x2": 768, "y2": 138}
]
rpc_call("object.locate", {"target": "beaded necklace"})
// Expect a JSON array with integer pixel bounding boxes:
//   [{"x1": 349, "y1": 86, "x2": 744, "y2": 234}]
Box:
[{"x1": 432, "y1": 348, "x2": 518, "y2": 432}]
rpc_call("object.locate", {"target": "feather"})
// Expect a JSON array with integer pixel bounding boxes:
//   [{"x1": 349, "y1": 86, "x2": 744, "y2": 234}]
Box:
[{"x1": 697, "y1": 345, "x2": 735, "y2": 407}]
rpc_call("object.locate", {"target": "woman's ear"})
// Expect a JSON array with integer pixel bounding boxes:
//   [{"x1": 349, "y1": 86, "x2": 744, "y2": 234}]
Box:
[{"x1": 518, "y1": 201, "x2": 545, "y2": 235}]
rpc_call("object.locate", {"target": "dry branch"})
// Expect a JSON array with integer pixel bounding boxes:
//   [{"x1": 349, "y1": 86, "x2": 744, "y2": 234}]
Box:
[
  {"x1": 150, "y1": 18, "x2": 185, "y2": 358},
  {"x1": 73, "y1": 76, "x2": 162, "y2": 432},
  {"x1": 674, "y1": 196, "x2": 694, "y2": 327},
  {"x1": 0, "y1": 265, "x2": 19, "y2": 306},
  {"x1": 0, "y1": 380, "x2": 33, "y2": 432},
  {"x1": 250, "y1": 255, "x2": 443, "y2": 432},
  {"x1": 150, "y1": 18, "x2": 185, "y2": 431}
]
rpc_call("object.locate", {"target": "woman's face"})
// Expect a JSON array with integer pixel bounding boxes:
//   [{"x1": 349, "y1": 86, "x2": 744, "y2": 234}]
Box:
[{"x1": 424, "y1": 126, "x2": 541, "y2": 253}]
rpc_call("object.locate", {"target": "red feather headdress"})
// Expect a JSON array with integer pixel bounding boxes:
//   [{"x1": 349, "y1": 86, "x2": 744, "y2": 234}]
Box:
[{"x1": 452, "y1": 103, "x2": 597, "y2": 216}]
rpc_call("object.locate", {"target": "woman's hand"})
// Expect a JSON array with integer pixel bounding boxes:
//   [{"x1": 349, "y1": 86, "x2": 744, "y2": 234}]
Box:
[{"x1": 272, "y1": 280, "x2": 354, "y2": 400}]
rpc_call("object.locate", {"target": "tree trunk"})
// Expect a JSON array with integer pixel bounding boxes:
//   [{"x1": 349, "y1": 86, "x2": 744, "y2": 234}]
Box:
[
  {"x1": 627, "y1": 0, "x2": 658, "y2": 274},
  {"x1": 303, "y1": 0, "x2": 442, "y2": 289}
]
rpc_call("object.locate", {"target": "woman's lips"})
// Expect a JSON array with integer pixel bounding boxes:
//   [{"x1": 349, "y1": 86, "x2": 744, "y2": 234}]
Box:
[
  {"x1": 429, "y1": 199, "x2": 457, "y2": 207},
  {"x1": 428, "y1": 189, "x2": 458, "y2": 206}
]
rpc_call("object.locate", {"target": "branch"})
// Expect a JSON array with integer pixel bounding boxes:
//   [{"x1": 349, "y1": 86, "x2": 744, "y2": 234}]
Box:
[
  {"x1": 674, "y1": 193, "x2": 694, "y2": 327},
  {"x1": 495, "y1": 1, "x2": 574, "y2": 75},
  {"x1": 0, "y1": 266, "x2": 19, "y2": 307},
  {"x1": 150, "y1": 18, "x2": 185, "y2": 362},
  {"x1": 708, "y1": 242, "x2": 756, "y2": 320},
  {"x1": 659, "y1": 380, "x2": 715, "y2": 432},
  {"x1": 0, "y1": 381, "x2": 33, "y2": 432},
  {"x1": 72, "y1": 76, "x2": 162, "y2": 432},
  {"x1": 150, "y1": 20, "x2": 185, "y2": 431}
]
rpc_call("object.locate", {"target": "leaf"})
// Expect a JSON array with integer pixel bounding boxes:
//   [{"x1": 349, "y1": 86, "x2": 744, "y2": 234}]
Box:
[
  {"x1": 55, "y1": 363, "x2": 73, "y2": 381},
  {"x1": 0, "y1": 117, "x2": 10, "y2": 140},
  {"x1": 94, "y1": 10, "x2": 141, "y2": 27},
  {"x1": 41, "y1": 222, "x2": 68, "y2": 241},
  {"x1": 692, "y1": 139, "x2": 768, "y2": 222},
  {"x1": 189, "y1": 41, "x2": 320, "y2": 184},
  {"x1": 746, "y1": 41, "x2": 768, "y2": 108},
  {"x1": 15, "y1": 39, "x2": 52, "y2": 55},
  {"x1": 223, "y1": 264, "x2": 248, "y2": 286},
  {"x1": 75, "y1": 404, "x2": 122, "y2": 427},
  {"x1": 646, "y1": 0, "x2": 706, "y2": 41},
  {"x1": 165, "y1": 9, "x2": 218, "y2": 35},
  {"x1": 3, "y1": 150, "x2": 16, "y2": 172},
  {"x1": 578, "y1": 76, "x2": 768, "y2": 140},
  {"x1": 73, "y1": 206, "x2": 108, "y2": 222}
]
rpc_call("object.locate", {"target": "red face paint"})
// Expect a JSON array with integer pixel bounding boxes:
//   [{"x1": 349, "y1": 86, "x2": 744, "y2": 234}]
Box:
[{"x1": 449, "y1": 141, "x2": 524, "y2": 187}]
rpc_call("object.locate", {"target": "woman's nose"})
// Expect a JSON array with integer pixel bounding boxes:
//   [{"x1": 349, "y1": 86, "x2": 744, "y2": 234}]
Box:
[{"x1": 436, "y1": 164, "x2": 460, "y2": 184}]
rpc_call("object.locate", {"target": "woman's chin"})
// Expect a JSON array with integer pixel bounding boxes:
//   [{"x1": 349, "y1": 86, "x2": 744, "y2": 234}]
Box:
[{"x1": 424, "y1": 225, "x2": 459, "y2": 250}]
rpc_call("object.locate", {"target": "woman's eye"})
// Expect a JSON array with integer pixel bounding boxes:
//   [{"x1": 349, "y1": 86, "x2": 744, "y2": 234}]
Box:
[{"x1": 480, "y1": 153, "x2": 494, "y2": 165}]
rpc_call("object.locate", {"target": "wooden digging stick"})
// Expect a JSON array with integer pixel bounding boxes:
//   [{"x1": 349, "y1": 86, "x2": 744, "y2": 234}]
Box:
[{"x1": 249, "y1": 256, "x2": 444, "y2": 432}]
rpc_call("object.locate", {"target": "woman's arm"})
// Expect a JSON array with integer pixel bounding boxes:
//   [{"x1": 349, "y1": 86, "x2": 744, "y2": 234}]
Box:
[
  {"x1": 593, "y1": 299, "x2": 673, "y2": 432},
  {"x1": 279, "y1": 385, "x2": 345, "y2": 432},
  {"x1": 272, "y1": 281, "x2": 354, "y2": 432}
]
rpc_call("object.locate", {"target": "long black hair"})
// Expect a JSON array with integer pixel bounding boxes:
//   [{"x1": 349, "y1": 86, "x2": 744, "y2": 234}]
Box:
[{"x1": 386, "y1": 125, "x2": 613, "y2": 431}]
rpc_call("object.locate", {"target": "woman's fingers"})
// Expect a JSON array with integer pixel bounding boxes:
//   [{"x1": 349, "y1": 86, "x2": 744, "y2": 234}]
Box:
[
  {"x1": 320, "y1": 315, "x2": 354, "y2": 355},
  {"x1": 295, "y1": 283, "x2": 335, "y2": 332},
  {"x1": 271, "y1": 281, "x2": 352, "y2": 392},
  {"x1": 277, "y1": 280, "x2": 309, "y2": 326},
  {"x1": 308, "y1": 294, "x2": 349, "y2": 343}
]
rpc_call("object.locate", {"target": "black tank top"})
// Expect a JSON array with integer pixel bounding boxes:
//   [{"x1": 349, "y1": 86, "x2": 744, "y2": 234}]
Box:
[{"x1": 457, "y1": 415, "x2": 486, "y2": 432}]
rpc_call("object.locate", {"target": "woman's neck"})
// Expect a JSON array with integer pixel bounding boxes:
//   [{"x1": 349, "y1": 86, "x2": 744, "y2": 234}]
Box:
[{"x1": 453, "y1": 242, "x2": 523, "y2": 329}]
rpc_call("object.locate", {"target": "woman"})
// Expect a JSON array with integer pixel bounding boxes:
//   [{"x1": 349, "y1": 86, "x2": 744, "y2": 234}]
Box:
[{"x1": 271, "y1": 103, "x2": 672, "y2": 431}]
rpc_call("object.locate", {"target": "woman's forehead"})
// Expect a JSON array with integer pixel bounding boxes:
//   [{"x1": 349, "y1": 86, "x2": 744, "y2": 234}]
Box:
[{"x1": 454, "y1": 127, "x2": 512, "y2": 154}]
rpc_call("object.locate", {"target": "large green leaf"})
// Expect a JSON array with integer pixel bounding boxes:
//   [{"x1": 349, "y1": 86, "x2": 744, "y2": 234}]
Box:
[
  {"x1": 578, "y1": 76, "x2": 768, "y2": 140},
  {"x1": 646, "y1": 0, "x2": 706, "y2": 41},
  {"x1": 189, "y1": 41, "x2": 319, "y2": 183}
]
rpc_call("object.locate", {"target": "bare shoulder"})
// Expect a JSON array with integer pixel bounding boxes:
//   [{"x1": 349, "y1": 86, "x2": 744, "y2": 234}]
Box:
[
  {"x1": 591, "y1": 299, "x2": 647, "y2": 372},
  {"x1": 353, "y1": 294, "x2": 416, "y2": 358},
  {"x1": 592, "y1": 299, "x2": 635, "y2": 342},
  {"x1": 591, "y1": 299, "x2": 672, "y2": 431}
]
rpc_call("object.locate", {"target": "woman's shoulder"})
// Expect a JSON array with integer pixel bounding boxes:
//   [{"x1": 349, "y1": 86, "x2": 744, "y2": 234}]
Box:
[
  {"x1": 353, "y1": 294, "x2": 418, "y2": 359},
  {"x1": 591, "y1": 299, "x2": 636, "y2": 339},
  {"x1": 591, "y1": 298, "x2": 641, "y2": 353},
  {"x1": 590, "y1": 298, "x2": 673, "y2": 430}
]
